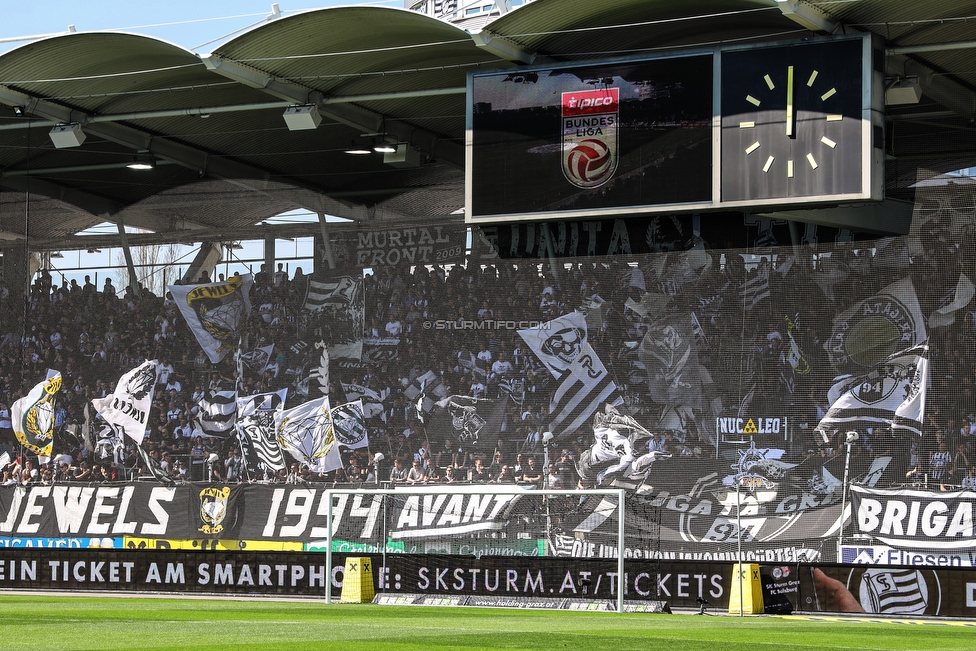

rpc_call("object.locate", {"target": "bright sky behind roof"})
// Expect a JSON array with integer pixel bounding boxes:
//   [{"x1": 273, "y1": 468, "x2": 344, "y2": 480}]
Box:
[{"x1": 0, "y1": 1, "x2": 399, "y2": 55}]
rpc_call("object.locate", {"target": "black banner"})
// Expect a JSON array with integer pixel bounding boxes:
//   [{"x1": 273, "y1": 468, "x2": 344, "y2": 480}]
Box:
[{"x1": 314, "y1": 223, "x2": 467, "y2": 270}]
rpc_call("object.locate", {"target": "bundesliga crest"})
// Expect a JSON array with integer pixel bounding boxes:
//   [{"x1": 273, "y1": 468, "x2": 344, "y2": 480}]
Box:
[{"x1": 561, "y1": 88, "x2": 619, "y2": 189}]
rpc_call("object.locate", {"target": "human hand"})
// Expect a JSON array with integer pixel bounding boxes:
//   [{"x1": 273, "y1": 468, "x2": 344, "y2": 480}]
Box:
[{"x1": 812, "y1": 568, "x2": 865, "y2": 613}]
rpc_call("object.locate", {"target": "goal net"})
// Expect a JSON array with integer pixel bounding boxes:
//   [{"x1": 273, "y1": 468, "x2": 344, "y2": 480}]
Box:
[{"x1": 319, "y1": 486, "x2": 628, "y2": 609}]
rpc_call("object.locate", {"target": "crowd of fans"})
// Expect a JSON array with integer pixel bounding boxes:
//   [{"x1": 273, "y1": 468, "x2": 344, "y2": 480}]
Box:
[{"x1": 0, "y1": 207, "x2": 973, "y2": 493}]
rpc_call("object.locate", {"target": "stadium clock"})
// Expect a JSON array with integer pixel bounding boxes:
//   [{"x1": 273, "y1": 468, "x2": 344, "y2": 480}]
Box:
[{"x1": 720, "y1": 38, "x2": 871, "y2": 203}]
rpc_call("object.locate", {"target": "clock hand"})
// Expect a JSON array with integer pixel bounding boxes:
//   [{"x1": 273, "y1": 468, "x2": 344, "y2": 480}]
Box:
[{"x1": 786, "y1": 65, "x2": 795, "y2": 138}]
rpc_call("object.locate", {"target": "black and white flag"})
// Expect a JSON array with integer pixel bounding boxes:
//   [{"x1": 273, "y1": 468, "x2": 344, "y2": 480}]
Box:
[
  {"x1": 403, "y1": 370, "x2": 446, "y2": 413},
  {"x1": 330, "y1": 399, "x2": 368, "y2": 449},
  {"x1": 638, "y1": 314, "x2": 701, "y2": 409},
  {"x1": 304, "y1": 274, "x2": 364, "y2": 360},
  {"x1": 342, "y1": 382, "x2": 387, "y2": 419},
  {"x1": 548, "y1": 343, "x2": 620, "y2": 437},
  {"x1": 91, "y1": 360, "x2": 158, "y2": 445},
  {"x1": 518, "y1": 312, "x2": 588, "y2": 378},
  {"x1": 816, "y1": 341, "x2": 929, "y2": 439},
  {"x1": 427, "y1": 395, "x2": 507, "y2": 447},
  {"x1": 275, "y1": 396, "x2": 341, "y2": 473},
  {"x1": 194, "y1": 390, "x2": 238, "y2": 438},
  {"x1": 237, "y1": 390, "x2": 288, "y2": 473},
  {"x1": 169, "y1": 275, "x2": 252, "y2": 363},
  {"x1": 825, "y1": 278, "x2": 926, "y2": 373},
  {"x1": 239, "y1": 344, "x2": 274, "y2": 375},
  {"x1": 739, "y1": 264, "x2": 771, "y2": 311},
  {"x1": 137, "y1": 445, "x2": 175, "y2": 485}
]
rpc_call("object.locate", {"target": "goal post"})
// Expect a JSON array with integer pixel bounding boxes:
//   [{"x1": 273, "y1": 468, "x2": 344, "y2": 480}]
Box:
[{"x1": 321, "y1": 486, "x2": 627, "y2": 611}]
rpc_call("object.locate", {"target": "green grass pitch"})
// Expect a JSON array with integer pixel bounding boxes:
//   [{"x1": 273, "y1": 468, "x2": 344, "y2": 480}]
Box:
[{"x1": 0, "y1": 595, "x2": 972, "y2": 651}]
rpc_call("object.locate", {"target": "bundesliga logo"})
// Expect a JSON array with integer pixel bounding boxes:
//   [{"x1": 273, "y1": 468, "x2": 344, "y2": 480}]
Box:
[{"x1": 561, "y1": 88, "x2": 619, "y2": 189}]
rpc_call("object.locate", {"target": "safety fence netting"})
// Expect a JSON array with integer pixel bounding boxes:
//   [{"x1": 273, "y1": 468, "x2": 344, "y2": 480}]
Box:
[{"x1": 1, "y1": 174, "x2": 972, "y2": 565}]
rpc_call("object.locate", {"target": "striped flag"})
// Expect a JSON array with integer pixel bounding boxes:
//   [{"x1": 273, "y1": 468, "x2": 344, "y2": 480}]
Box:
[
  {"x1": 548, "y1": 343, "x2": 620, "y2": 437},
  {"x1": 238, "y1": 409, "x2": 284, "y2": 474},
  {"x1": 739, "y1": 265, "x2": 771, "y2": 311},
  {"x1": 194, "y1": 390, "x2": 238, "y2": 438},
  {"x1": 304, "y1": 276, "x2": 360, "y2": 312},
  {"x1": 303, "y1": 274, "x2": 364, "y2": 360},
  {"x1": 137, "y1": 445, "x2": 175, "y2": 485},
  {"x1": 858, "y1": 569, "x2": 928, "y2": 614},
  {"x1": 237, "y1": 390, "x2": 287, "y2": 473},
  {"x1": 638, "y1": 314, "x2": 701, "y2": 409}
]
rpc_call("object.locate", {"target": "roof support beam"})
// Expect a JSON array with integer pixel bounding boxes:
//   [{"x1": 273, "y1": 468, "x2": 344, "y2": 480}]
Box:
[
  {"x1": 200, "y1": 54, "x2": 463, "y2": 166},
  {"x1": 0, "y1": 175, "x2": 122, "y2": 218},
  {"x1": 0, "y1": 88, "x2": 466, "y2": 133},
  {"x1": 0, "y1": 84, "x2": 385, "y2": 222},
  {"x1": 470, "y1": 31, "x2": 536, "y2": 64}
]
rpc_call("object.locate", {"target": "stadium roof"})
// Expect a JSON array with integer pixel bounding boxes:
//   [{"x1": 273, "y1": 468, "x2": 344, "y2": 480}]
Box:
[{"x1": 0, "y1": 0, "x2": 974, "y2": 250}]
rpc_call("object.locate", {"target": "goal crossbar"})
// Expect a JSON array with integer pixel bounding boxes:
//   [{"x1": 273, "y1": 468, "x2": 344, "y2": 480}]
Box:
[{"x1": 321, "y1": 487, "x2": 627, "y2": 611}]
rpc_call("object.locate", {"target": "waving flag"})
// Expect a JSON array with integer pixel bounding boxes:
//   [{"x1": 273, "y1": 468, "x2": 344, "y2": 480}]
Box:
[
  {"x1": 638, "y1": 314, "x2": 701, "y2": 409},
  {"x1": 275, "y1": 396, "x2": 342, "y2": 473},
  {"x1": 194, "y1": 390, "x2": 238, "y2": 438},
  {"x1": 237, "y1": 390, "x2": 288, "y2": 474},
  {"x1": 816, "y1": 341, "x2": 929, "y2": 439},
  {"x1": 330, "y1": 400, "x2": 368, "y2": 449},
  {"x1": 825, "y1": 278, "x2": 926, "y2": 373},
  {"x1": 239, "y1": 344, "x2": 274, "y2": 375},
  {"x1": 518, "y1": 311, "x2": 588, "y2": 378},
  {"x1": 91, "y1": 360, "x2": 157, "y2": 446},
  {"x1": 169, "y1": 274, "x2": 252, "y2": 363},
  {"x1": 304, "y1": 273, "x2": 364, "y2": 360},
  {"x1": 12, "y1": 370, "x2": 62, "y2": 461}
]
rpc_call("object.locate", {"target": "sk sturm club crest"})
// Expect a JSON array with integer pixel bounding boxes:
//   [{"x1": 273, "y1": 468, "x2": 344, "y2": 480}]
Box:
[
  {"x1": 561, "y1": 88, "x2": 619, "y2": 189},
  {"x1": 199, "y1": 486, "x2": 230, "y2": 535}
]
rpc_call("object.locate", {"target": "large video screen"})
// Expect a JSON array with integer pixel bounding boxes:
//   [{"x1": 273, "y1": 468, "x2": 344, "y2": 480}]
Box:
[
  {"x1": 467, "y1": 35, "x2": 886, "y2": 230},
  {"x1": 468, "y1": 54, "x2": 713, "y2": 221}
]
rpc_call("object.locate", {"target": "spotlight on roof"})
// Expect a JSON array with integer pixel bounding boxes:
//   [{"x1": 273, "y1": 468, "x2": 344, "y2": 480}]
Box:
[
  {"x1": 49, "y1": 123, "x2": 86, "y2": 148},
  {"x1": 126, "y1": 152, "x2": 155, "y2": 170},
  {"x1": 282, "y1": 105, "x2": 322, "y2": 131},
  {"x1": 345, "y1": 137, "x2": 373, "y2": 155},
  {"x1": 885, "y1": 76, "x2": 922, "y2": 106}
]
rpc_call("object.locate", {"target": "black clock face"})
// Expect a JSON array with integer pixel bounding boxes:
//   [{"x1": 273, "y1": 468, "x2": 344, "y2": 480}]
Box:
[{"x1": 720, "y1": 39, "x2": 864, "y2": 202}]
